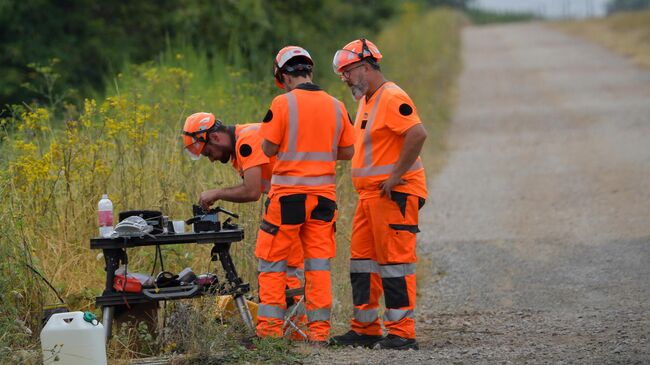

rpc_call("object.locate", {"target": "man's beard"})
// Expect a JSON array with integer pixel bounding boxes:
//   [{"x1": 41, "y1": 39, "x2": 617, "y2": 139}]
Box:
[
  {"x1": 219, "y1": 151, "x2": 231, "y2": 164},
  {"x1": 349, "y1": 79, "x2": 368, "y2": 101}
]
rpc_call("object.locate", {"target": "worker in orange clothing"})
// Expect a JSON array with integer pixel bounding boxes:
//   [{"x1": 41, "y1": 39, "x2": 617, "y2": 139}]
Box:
[
  {"x1": 329, "y1": 39, "x2": 427, "y2": 350},
  {"x1": 181, "y1": 113, "x2": 305, "y2": 327},
  {"x1": 255, "y1": 45, "x2": 356, "y2": 344}
]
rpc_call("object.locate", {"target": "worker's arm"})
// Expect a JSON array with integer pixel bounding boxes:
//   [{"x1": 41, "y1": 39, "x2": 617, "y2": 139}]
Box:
[
  {"x1": 379, "y1": 123, "x2": 427, "y2": 199},
  {"x1": 198, "y1": 166, "x2": 262, "y2": 210},
  {"x1": 337, "y1": 145, "x2": 354, "y2": 160},
  {"x1": 262, "y1": 139, "x2": 279, "y2": 157}
]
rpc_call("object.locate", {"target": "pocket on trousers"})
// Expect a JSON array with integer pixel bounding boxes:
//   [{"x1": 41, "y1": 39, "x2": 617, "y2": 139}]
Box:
[
  {"x1": 310, "y1": 196, "x2": 337, "y2": 222},
  {"x1": 279, "y1": 194, "x2": 306, "y2": 225},
  {"x1": 260, "y1": 219, "x2": 279, "y2": 235},
  {"x1": 385, "y1": 224, "x2": 417, "y2": 263},
  {"x1": 264, "y1": 196, "x2": 271, "y2": 214}
]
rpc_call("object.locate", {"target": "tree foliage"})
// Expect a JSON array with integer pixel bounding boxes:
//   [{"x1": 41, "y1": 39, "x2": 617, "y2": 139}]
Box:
[
  {"x1": 0, "y1": 0, "x2": 397, "y2": 113},
  {"x1": 607, "y1": 0, "x2": 650, "y2": 13}
]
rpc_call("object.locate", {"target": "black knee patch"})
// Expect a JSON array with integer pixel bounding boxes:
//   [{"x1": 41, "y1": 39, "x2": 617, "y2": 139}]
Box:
[
  {"x1": 351, "y1": 273, "x2": 371, "y2": 306},
  {"x1": 279, "y1": 194, "x2": 306, "y2": 225},
  {"x1": 382, "y1": 277, "x2": 410, "y2": 309},
  {"x1": 310, "y1": 196, "x2": 336, "y2": 222}
]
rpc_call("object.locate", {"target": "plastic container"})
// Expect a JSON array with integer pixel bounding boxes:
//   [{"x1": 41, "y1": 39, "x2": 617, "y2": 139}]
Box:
[
  {"x1": 97, "y1": 194, "x2": 113, "y2": 238},
  {"x1": 41, "y1": 311, "x2": 107, "y2": 365}
]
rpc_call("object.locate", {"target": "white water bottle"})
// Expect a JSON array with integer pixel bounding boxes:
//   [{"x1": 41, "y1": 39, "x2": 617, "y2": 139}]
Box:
[{"x1": 98, "y1": 194, "x2": 113, "y2": 238}]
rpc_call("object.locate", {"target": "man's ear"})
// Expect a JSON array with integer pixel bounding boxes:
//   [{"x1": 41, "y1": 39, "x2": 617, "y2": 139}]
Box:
[{"x1": 207, "y1": 131, "x2": 219, "y2": 143}]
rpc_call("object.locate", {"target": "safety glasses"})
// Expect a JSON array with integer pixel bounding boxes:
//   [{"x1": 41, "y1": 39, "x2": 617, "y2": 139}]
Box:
[
  {"x1": 182, "y1": 119, "x2": 222, "y2": 160},
  {"x1": 332, "y1": 38, "x2": 374, "y2": 75}
]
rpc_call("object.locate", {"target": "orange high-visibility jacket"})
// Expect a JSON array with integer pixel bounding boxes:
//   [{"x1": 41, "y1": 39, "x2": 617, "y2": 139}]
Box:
[
  {"x1": 351, "y1": 82, "x2": 427, "y2": 199},
  {"x1": 231, "y1": 123, "x2": 273, "y2": 194},
  {"x1": 259, "y1": 83, "x2": 356, "y2": 200}
]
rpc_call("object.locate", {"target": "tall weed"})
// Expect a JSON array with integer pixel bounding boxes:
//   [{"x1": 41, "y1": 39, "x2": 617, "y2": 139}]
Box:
[{"x1": 0, "y1": 6, "x2": 463, "y2": 362}]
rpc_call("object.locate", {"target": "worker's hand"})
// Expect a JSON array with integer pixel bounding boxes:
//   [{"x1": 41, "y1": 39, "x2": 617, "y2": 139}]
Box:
[
  {"x1": 379, "y1": 176, "x2": 406, "y2": 199},
  {"x1": 199, "y1": 189, "x2": 220, "y2": 211}
]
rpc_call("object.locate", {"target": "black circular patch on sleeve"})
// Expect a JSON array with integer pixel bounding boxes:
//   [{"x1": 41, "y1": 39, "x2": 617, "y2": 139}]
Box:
[
  {"x1": 239, "y1": 144, "x2": 252, "y2": 157},
  {"x1": 263, "y1": 109, "x2": 273, "y2": 123},
  {"x1": 399, "y1": 103, "x2": 413, "y2": 116}
]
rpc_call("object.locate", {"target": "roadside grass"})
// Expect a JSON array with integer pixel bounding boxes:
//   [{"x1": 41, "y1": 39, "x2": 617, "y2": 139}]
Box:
[
  {"x1": 466, "y1": 8, "x2": 538, "y2": 25},
  {"x1": 553, "y1": 9, "x2": 650, "y2": 69},
  {"x1": 0, "y1": 6, "x2": 462, "y2": 364}
]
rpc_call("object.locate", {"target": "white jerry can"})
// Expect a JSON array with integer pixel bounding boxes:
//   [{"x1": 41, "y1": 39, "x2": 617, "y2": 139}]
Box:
[{"x1": 41, "y1": 311, "x2": 107, "y2": 365}]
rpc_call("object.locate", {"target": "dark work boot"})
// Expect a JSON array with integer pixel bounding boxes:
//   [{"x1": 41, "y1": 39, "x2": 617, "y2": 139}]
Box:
[
  {"x1": 329, "y1": 330, "x2": 383, "y2": 348},
  {"x1": 373, "y1": 334, "x2": 419, "y2": 350}
]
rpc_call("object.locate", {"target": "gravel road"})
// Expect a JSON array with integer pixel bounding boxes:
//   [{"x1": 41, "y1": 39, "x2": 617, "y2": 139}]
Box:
[{"x1": 310, "y1": 22, "x2": 650, "y2": 364}]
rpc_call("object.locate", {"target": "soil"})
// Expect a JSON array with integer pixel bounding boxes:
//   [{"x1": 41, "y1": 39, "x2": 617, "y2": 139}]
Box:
[{"x1": 307, "y1": 22, "x2": 650, "y2": 364}]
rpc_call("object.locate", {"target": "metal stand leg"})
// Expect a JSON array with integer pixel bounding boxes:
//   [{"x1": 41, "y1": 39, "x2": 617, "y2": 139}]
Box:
[
  {"x1": 211, "y1": 243, "x2": 254, "y2": 332},
  {"x1": 234, "y1": 295, "x2": 255, "y2": 331},
  {"x1": 102, "y1": 306, "x2": 114, "y2": 342}
]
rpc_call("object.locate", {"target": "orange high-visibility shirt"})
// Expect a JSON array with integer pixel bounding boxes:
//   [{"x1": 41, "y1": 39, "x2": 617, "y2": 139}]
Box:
[
  {"x1": 231, "y1": 123, "x2": 273, "y2": 194},
  {"x1": 259, "y1": 83, "x2": 356, "y2": 200},
  {"x1": 351, "y1": 82, "x2": 427, "y2": 199}
]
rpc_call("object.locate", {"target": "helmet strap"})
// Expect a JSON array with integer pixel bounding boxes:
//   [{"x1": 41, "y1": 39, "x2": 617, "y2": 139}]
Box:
[{"x1": 358, "y1": 38, "x2": 372, "y2": 60}]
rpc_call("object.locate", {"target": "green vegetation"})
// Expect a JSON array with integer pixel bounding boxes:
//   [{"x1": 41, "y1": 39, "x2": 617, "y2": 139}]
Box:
[
  {"x1": 555, "y1": 9, "x2": 650, "y2": 69},
  {"x1": 465, "y1": 8, "x2": 538, "y2": 25},
  {"x1": 607, "y1": 0, "x2": 650, "y2": 14},
  {"x1": 0, "y1": 2, "x2": 463, "y2": 363},
  {"x1": 0, "y1": 0, "x2": 397, "y2": 115}
]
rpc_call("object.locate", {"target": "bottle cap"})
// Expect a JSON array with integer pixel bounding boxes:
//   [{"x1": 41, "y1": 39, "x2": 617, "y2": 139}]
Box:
[{"x1": 83, "y1": 311, "x2": 99, "y2": 326}]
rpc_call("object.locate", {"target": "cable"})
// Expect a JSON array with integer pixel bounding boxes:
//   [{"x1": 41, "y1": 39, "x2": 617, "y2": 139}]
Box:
[{"x1": 24, "y1": 263, "x2": 65, "y2": 304}]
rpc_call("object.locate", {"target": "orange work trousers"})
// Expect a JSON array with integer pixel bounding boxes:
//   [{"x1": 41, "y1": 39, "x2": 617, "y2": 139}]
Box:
[
  {"x1": 349, "y1": 192, "x2": 423, "y2": 339},
  {"x1": 255, "y1": 193, "x2": 337, "y2": 341}
]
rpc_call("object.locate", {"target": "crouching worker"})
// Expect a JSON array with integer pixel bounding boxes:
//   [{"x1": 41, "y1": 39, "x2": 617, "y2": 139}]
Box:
[{"x1": 181, "y1": 113, "x2": 306, "y2": 334}]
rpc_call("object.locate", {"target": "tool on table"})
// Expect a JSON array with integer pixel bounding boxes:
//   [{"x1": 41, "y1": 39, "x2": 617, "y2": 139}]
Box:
[{"x1": 185, "y1": 205, "x2": 239, "y2": 232}]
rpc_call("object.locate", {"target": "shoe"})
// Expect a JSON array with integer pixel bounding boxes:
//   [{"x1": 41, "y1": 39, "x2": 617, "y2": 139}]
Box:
[
  {"x1": 329, "y1": 330, "x2": 383, "y2": 348},
  {"x1": 373, "y1": 334, "x2": 419, "y2": 350}
]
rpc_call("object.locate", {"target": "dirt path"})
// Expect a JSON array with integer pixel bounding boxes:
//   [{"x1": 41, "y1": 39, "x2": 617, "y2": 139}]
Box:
[{"x1": 311, "y1": 22, "x2": 650, "y2": 364}]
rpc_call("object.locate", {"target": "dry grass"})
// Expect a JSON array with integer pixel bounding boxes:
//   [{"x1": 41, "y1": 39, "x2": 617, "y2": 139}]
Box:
[
  {"x1": 554, "y1": 10, "x2": 650, "y2": 69},
  {"x1": 1, "y1": 6, "x2": 463, "y2": 364}
]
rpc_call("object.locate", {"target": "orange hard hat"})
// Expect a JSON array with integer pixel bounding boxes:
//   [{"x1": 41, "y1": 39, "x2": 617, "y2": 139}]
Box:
[
  {"x1": 273, "y1": 46, "x2": 313, "y2": 89},
  {"x1": 332, "y1": 38, "x2": 382, "y2": 74},
  {"x1": 181, "y1": 112, "x2": 222, "y2": 160}
]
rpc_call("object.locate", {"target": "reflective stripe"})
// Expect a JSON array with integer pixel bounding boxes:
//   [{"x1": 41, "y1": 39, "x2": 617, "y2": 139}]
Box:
[
  {"x1": 304, "y1": 258, "x2": 330, "y2": 271},
  {"x1": 331, "y1": 96, "x2": 342, "y2": 153},
  {"x1": 350, "y1": 259, "x2": 380, "y2": 273},
  {"x1": 352, "y1": 159, "x2": 423, "y2": 178},
  {"x1": 354, "y1": 308, "x2": 379, "y2": 323},
  {"x1": 286, "y1": 92, "x2": 299, "y2": 153},
  {"x1": 261, "y1": 179, "x2": 271, "y2": 194},
  {"x1": 277, "y1": 151, "x2": 336, "y2": 161},
  {"x1": 307, "y1": 308, "x2": 331, "y2": 322},
  {"x1": 258, "y1": 259, "x2": 288, "y2": 273},
  {"x1": 271, "y1": 174, "x2": 336, "y2": 186},
  {"x1": 286, "y1": 266, "x2": 304, "y2": 280},
  {"x1": 379, "y1": 263, "x2": 416, "y2": 278},
  {"x1": 240, "y1": 124, "x2": 260, "y2": 134},
  {"x1": 278, "y1": 94, "x2": 342, "y2": 163},
  {"x1": 258, "y1": 304, "x2": 286, "y2": 319},
  {"x1": 384, "y1": 309, "x2": 414, "y2": 322},
  {"x1": 362, "y1": 86, "x2": 387, "y2": 167}
]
